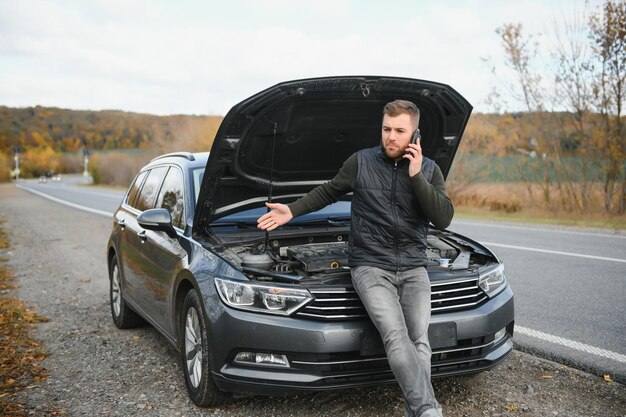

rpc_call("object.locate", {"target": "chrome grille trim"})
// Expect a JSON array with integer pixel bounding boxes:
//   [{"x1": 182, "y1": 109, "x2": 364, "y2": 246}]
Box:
[
  {"x1": 297, "y1": 312, "x2": 365, "y2": 319},
  {"x1": 432, "y1": 285, "x2": 479, "y2": 295},
  {"x1": 298, "y1": 277, "x2": 487, "y2": 320},
  {"x1": 430, "y1": 277, "x2": 477, "y2": 286},
  {"x1": 304, "y1": 305, "x2": 364, "y2": 311},
  {"x1": 309, "y1": 297, "x2": 361, "y2": 302},
  {"x1": 431, "y1": 296, "x2": 488, "y2": 312},
  {"x1": 309, "y1": 289, "x2": 358, "y2": 294},
  {"x1": 434, "y1": 293, "x2": 484, "y2": 302}
]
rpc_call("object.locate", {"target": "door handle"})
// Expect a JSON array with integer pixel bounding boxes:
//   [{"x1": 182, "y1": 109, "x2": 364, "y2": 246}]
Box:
[{"x1": 137, "y1": 230, "x2": 147, "y2": 242}]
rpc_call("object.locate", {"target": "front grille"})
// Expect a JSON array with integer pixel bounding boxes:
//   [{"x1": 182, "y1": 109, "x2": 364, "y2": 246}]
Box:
[
  {"x1": 286, "y1": 335, "x2": 503, "y2": 386},
  {"x1": 297, "y1": 277, "x2": 488, "y2": 321},
  {"x1": 431, "y1": 277, "x2": 488, "y2": 313},
  {"x1": 297, "y1": 287, "x2": 365, "y2": 320}
]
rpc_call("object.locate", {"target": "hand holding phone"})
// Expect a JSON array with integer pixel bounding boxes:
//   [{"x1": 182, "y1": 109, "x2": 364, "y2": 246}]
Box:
[{"x1": 405, "y1": 129, "x2": 423, "y2": 176}]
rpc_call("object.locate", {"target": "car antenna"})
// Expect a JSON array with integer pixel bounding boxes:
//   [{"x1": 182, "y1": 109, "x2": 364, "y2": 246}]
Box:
[{"x1": 264, "y1": 119, "x2": 278, "y2": 252}]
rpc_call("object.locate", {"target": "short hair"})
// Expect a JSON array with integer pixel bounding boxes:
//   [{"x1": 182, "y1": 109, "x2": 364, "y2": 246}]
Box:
[{"x1": 382, "y1": 100, "x2": 420, "y2": 127}]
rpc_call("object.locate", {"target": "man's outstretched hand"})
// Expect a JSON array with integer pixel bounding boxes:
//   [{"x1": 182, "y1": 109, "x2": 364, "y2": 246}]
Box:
[{"x1": 257, "y1": 202, "x2": 293, "y2": 231}]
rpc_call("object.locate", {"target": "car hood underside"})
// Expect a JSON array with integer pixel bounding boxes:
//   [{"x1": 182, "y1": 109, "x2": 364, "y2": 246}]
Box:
[{"x1": 194, "y1": 76, "x2": 472, "y2": 235}]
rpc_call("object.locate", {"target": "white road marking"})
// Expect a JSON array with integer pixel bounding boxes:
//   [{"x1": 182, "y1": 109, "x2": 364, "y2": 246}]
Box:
[
  {"x1": 482, "y1": 241, "x2": 626, "y2": 264},
  {"x1": 516, "y1": 325, "x2": 626, "y2": 363},
  {"x1": 453, "y1": 220, "x2": 626, "y2": 239},
  {"x1": 16, "y1": 184, "x2": 113, "y2": 218},
  {"x1": 62, "y1": 186, "x2": 124, "y2": 200}
]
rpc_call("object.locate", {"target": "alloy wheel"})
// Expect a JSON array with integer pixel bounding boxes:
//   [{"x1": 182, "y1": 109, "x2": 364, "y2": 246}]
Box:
[
  {"x1": 111, "y1": 263, "x2": 121, "y2": 318},
  {"x1": 184, "y1": 307, "x2": 203, "y2": 388}
]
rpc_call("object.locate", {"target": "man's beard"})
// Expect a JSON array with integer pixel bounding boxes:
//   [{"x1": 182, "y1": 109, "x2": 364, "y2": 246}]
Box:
[{"x1": 382, "y1": 142, "x2": 405, "y2": 160}]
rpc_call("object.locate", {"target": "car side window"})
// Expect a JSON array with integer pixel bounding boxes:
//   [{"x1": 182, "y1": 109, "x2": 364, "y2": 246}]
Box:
[
  {"x1": 156, "y1": 167, "x2": 185, "y2": 229},
  {"x1": 134, "y1": 166, "x2": 168, "y2": 212},
  {"x1": 126, "y1": 171, "x2": 148, "y2": 207}
]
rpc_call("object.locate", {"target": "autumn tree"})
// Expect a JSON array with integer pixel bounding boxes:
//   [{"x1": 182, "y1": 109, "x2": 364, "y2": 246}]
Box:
[
  {"x1": 492, "y1": 0, "x2": 625, "y2": 214},
  {"x1": 493, "y1": 23, "x2": 560, "y2": 210},
  {"x1": 589, "y1": 0, "x2": 625, "y2": 214}
]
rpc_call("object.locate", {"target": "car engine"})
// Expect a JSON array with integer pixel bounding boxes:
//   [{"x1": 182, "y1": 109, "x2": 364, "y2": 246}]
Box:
[{"x1": 225, "y1": 230, "x2": 491, "y2": 283}]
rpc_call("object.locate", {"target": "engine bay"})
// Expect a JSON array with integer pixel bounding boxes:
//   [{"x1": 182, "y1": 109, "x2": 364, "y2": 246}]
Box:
[{"x1": 218, "y1": 229, "x2": 494, "y2": 283}]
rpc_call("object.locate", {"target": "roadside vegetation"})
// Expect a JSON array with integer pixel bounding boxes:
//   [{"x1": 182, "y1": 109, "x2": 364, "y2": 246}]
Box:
[
  {"x1": 0, "y1": 219, "x2": 50, "y2": 416},
  {"x1": 480, "y1": 0, "x2": 625, "y2": 216}
]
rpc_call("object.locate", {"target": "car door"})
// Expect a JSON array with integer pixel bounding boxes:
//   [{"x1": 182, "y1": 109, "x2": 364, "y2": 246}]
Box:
[
  {"x1": 119, "y1": 166, "x2": 169, "y2": 317},
  {"x1": 116, "y1": 169, "x2": 147, "y2": 304},
  {"x1": 137, "y1": 166, "x2": 188, "y2": 334}
]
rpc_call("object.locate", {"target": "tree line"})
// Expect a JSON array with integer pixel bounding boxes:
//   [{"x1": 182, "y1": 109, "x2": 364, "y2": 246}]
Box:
[{"x1": 0, "y1": 106, "x2": 222, "y2": 180}]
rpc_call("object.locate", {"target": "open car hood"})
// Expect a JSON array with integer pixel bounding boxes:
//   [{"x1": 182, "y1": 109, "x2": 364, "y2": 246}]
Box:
[{"x1": 194, "y1": 76, "x2": 472, "y2": 232}]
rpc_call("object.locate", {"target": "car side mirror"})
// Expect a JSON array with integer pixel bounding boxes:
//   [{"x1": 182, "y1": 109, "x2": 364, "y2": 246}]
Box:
[{"x1": 137, "y1": 209, "x2": 177, "y2": 238}]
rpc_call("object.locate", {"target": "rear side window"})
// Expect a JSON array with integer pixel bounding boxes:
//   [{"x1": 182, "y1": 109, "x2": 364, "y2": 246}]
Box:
[
  {"x1": 156, "y1": 167, "x2": 185, "y2": 229},
  {"x1": 126, "y1": 171, "x2": 148, "y2": 207},
  {"x1": 192, "y1": 168, "x2": 205, "y2": 204},
  {"x1": 134, "y1": 166, "x2": 168, "y2": 211}
]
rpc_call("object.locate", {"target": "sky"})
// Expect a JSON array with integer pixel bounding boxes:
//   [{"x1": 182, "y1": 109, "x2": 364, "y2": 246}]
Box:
[{"x1": 0, "y1": 0, "x2": 601, "y2": 116}]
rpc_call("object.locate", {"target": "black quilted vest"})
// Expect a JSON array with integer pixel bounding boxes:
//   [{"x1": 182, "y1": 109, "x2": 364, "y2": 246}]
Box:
[{"x1": 348, "y1": 146, "x2": 435, "y2": 271}]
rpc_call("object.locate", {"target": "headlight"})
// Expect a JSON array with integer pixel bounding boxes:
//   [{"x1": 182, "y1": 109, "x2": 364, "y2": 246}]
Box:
[
  {"x1": 478, "y1": 264, "x2": 507, "y2": 297},
  {"x1": 214, "y1": 278, "x2": 313, "y2": 316}
]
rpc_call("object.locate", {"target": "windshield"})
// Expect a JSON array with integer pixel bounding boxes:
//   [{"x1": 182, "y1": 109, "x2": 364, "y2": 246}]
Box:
[{"x1": 212, "y1": 201, "x2": 351, "y2": 225}]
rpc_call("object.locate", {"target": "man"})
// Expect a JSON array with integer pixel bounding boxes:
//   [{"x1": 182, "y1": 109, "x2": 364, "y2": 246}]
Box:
[{"x1": 257, "y1": 100, "x2": 452, "y2": 417}]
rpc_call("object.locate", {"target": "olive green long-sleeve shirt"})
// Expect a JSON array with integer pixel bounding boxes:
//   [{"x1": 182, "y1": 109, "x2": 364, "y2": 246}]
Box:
[{"x1": 288, "y1": 152, "x2": 454, "y2": 229}]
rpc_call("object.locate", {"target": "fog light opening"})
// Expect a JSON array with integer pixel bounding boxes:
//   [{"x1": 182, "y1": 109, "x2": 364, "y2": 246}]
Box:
[
  {"x1": 494, "y1": 327, "x2": 507, "y2": 343},
  {"x1": 234, "y1": 352, "x2": 290, "y2": 368}
]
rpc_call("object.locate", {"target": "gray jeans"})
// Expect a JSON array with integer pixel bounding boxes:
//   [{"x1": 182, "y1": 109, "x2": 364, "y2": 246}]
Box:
[{"x1": 351, "y1": 266, "x2": 443, "y2": 417}]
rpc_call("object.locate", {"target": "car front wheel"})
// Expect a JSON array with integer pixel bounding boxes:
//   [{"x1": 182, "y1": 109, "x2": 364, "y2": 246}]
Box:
[
  {"x1": 109, "y1": 255, "x2": 143, "y2": 329},
  {"x1": 181, "y1": 289, "x2": 228, "y2": 406}
]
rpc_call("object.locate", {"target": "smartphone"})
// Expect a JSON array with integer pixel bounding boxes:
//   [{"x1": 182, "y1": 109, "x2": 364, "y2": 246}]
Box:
[
  {"x1": 406, "y1": 129, "x2": 421, "y2": 154},
  {"x1": 411, "y1": 129, "x2": 421, "y2": 144}
]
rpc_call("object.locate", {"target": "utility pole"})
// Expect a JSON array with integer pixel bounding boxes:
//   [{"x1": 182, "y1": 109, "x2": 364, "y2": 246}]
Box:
[
  {"x1": 12, "y1": 146, "x2": 20, "y2": 181},
  {"x1": 82, "y1": 149, "x2": 90, "y2": 177}
]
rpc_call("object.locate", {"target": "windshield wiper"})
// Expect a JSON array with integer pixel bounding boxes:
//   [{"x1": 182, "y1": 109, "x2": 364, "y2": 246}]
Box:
[
  {"x1": 209, "y1": 221, "x2": 258, "y2": 229},
  {"x1": 294, "y1": 216, "x2": 351, "y2": 226}
]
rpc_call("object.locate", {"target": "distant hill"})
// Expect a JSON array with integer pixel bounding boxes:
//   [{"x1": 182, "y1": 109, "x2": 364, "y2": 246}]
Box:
[{"x1": 0, "y1": 105, "x2": 223, "y2": 154}]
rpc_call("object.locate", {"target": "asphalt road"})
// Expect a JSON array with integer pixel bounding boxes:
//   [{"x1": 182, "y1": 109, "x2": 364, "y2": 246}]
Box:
[
  {"x1": 14, "y1": 175, "x2": 626, "y2": 381},
  {"x1": 449, "y1": 220, "x2": 626, "y2": 380}
]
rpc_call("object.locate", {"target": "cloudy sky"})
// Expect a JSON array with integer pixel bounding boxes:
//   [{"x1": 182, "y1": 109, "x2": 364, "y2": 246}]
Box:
[{"x1": 0, "y1": 0, "x2": 600, "y2": 116}]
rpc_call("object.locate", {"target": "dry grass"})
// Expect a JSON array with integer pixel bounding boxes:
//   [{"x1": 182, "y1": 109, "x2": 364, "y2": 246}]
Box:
[
  {"x1": 0, "y1": 219, "x2": 51, "y2": 416},
  {"x1": 449, "y1": 182, "x2": 626, "y2": 229}
]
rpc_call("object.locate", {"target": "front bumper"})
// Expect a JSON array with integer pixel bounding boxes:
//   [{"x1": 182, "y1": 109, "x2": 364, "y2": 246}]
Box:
[{"x1": 209, "y1": 285, "x2": 514, "y2": 396}]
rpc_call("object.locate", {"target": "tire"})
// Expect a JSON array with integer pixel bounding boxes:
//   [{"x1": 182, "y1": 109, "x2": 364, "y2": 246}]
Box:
[
  {"x1": 109, "y1": 255, "x2": 143, "y2": 329},
  {"x1": 181, "y1": 290, "x2": 228, "y2": 406}
]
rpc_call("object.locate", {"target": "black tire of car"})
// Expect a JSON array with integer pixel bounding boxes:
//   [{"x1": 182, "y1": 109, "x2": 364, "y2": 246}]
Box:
[
  {"x1": 109, "y1": 255, "x2": 144, "y2": 329},
  {"x1": 180, "y1": 289, "x2": 228, "y2": 407}
]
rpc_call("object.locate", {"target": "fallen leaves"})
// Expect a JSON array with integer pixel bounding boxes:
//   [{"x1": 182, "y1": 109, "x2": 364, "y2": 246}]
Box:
[
  {"x1": 506, "y1": 403, "x2": 519, "y2": 412},
  {"x1": 0, "y1": 223, "x2": 50, "y2": 413},
  {"x1": 603, "y1": 374, "x2": 614, "y2": 383},
  {"x1": 0, "y1": 296, "x2": 50, "y2": 394}
]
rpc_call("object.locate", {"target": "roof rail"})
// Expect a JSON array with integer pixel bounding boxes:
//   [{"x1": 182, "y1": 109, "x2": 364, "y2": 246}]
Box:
[{"x1": 150, "y1": 152, "x2": 195, "y2": 162}]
